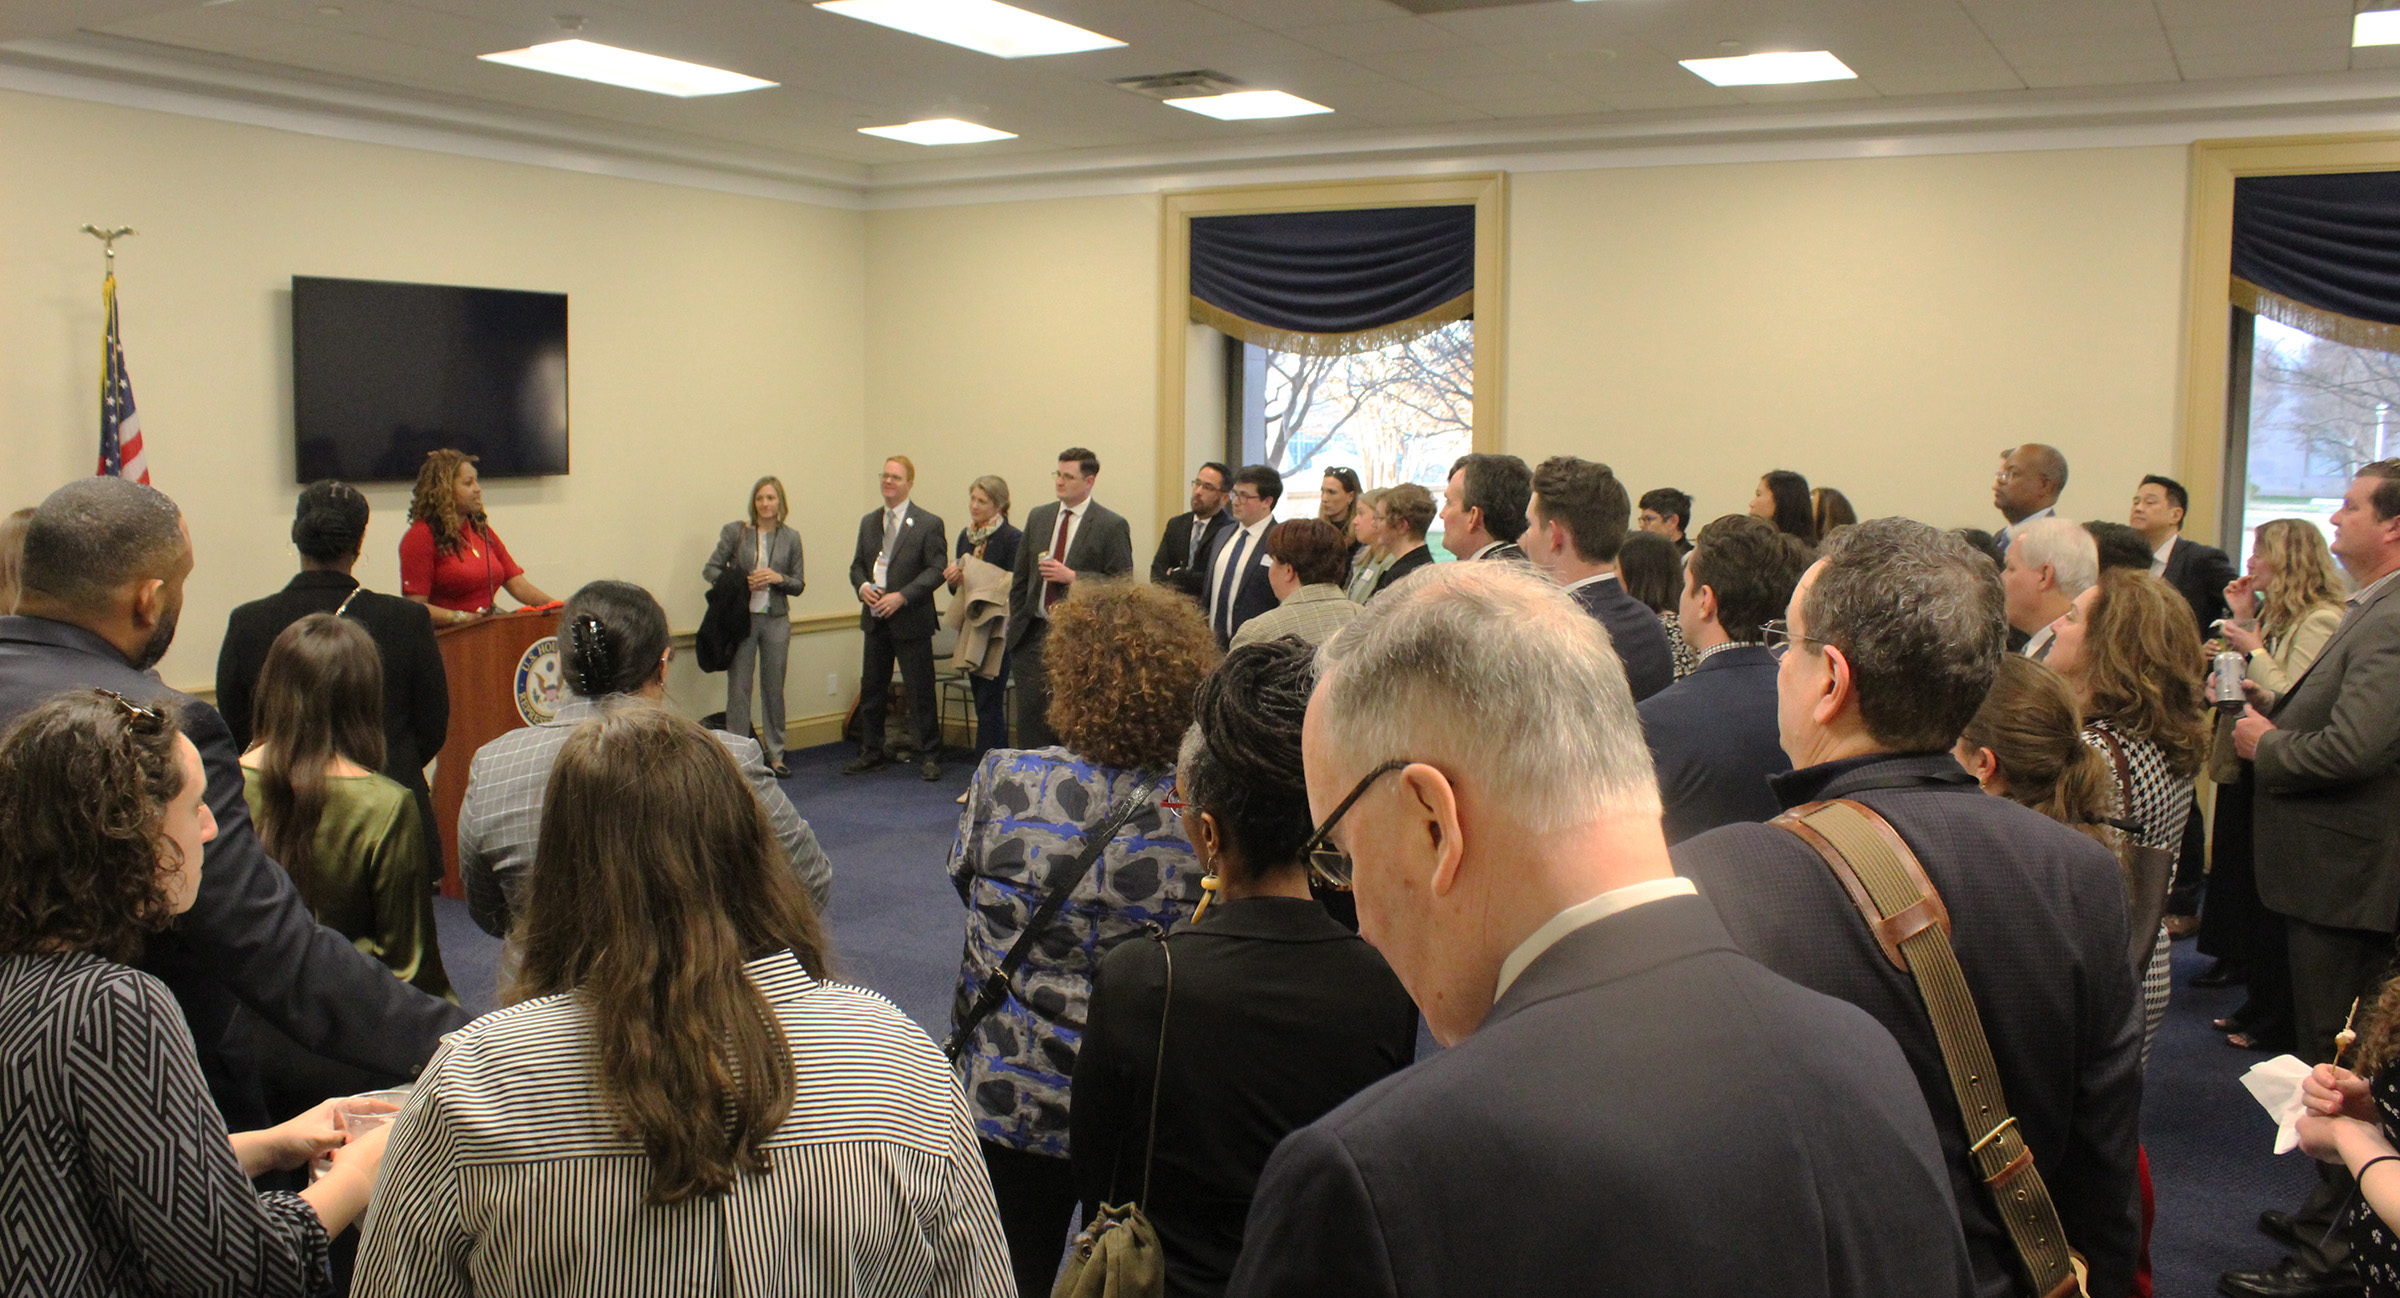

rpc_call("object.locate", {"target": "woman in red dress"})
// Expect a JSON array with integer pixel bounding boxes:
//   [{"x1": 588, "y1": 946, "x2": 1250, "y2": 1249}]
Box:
[{"x1": 399, "y1": 450, "x2": 554, "y2": 626}]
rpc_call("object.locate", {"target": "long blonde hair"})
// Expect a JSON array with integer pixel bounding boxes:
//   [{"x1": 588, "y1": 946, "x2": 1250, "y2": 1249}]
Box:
[{"x1": 2252, "y1": 518, "x2": 2346, "y2": 642}]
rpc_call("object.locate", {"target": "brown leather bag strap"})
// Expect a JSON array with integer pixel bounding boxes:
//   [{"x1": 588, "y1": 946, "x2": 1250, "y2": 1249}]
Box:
[{"x1": 1772, "y1": 798, "x2": 2087, "y2": 1298}]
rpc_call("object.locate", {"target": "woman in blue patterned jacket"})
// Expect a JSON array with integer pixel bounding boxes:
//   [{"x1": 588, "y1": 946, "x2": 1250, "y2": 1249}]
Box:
[{"x1": 949, "y1": 579, "x2": 1217, "y2": 1298}]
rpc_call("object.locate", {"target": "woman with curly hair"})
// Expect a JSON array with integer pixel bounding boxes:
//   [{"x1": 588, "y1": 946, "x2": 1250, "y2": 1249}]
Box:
[
  {"x1": 948, "y1": 578, "x2": 1215, "y2": 1297},
  {"x1": 2046, "y1": 566, "x2": 2210, "y2": 1056},
  {"x1": 1070, "y1": 639, "x2": 1415, "y2": 1298},
  {"x1": 0, "y1": 690, "x2": 388, "y2": 1296},
  {"x1": 398, "y1": 449, "x2": 553, "y2": 626},
  {"x1": 2200, "y1": 518, "x2": 2349, "y2": 1051}
]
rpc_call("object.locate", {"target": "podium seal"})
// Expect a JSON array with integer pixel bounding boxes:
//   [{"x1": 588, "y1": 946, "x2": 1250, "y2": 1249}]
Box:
[{"x1": 514, "y1": 635, "x2": 563, "y2": 726}]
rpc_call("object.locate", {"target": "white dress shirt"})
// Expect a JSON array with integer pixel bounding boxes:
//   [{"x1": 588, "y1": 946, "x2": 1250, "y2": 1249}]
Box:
[
  {"x1": 1208, "y1": 517, "x2": 1273, "y2": 618},
  {"x1": 1492, "y1": 876, "x2": 1697, "y2": 1003},
  {"x1": 2149, "y1": 535, "x2": 2176, "y2": 577},
  {"x1": 872, "y1": 504, "x2": 907, "y2": 590},
  {"x1": 1037, "y1": 502, "x2": 1086, "y2": 620}
]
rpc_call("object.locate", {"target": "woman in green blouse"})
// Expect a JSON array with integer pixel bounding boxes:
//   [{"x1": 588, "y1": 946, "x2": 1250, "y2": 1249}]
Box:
[{"x1": 240, "y1": 613, "x2": 450, "y2": 999}]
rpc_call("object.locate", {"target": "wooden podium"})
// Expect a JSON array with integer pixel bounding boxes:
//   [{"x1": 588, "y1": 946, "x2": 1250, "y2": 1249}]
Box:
[{"x1": 430, "y1": 608, "x2": 559, "y2": 898}]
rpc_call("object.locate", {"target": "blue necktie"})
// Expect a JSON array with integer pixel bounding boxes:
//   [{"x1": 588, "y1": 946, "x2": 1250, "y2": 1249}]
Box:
[{"x1": 1214, "y1": 529, "x2": 1252, "y2": 639}]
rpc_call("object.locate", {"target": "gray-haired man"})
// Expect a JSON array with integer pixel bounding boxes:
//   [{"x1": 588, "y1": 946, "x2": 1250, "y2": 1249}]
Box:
[{"x1": 1227, "y1": 561, "x2": 1972, "y2": 1298}]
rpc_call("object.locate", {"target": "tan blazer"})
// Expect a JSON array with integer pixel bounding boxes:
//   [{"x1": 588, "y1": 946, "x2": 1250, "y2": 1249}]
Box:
[{"x1": 945, "y1": 554, "x2": 1013, "y2": 679}]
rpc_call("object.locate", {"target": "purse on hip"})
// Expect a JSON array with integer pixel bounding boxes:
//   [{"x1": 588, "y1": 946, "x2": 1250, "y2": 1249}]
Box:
[{"x1": 1052, "y1": 929, "x2": 1175, "y2": 1298}]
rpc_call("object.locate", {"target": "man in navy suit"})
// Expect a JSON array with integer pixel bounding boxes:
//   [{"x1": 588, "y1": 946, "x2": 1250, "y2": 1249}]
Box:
[
  {"x1": 1521, "y1": 455, "x2": 1675, "y2": 702},
  {"x1": 1674, "y1": 519, "x2": 2143, "y2": 1298},
  {"x1": 1200, "y1": 464, "x2": 1282, "y2": 647},
  {"x1": 846, "y1": 455, "x2": 949, "y2": 780},
  {"x1": 1637, "y1": 514, "x2": 1813, "y2": 843},
  {"x1": 2130, "y1": 474, "x2": 2235, "y2": 637},
  {"x1": 1008, "y1": 447, "x2": 1136, "y2": 748},
  {"x1": 1228, "y1": 561, "x2": 1973, "y2": 1298},
  {"x1": 1439, "y1": 452, "x2": 1532, "y2": 562}
]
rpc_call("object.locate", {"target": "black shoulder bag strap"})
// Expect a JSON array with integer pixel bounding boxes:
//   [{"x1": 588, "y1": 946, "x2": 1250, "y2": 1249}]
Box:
[{"x1": 946, "y1": 785, "x2": 1160, "y2": 1061}]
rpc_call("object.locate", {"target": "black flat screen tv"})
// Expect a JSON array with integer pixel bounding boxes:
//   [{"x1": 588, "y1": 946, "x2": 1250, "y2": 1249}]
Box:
[{"x1": 292, "y1": 275, "x2": 569, "y2": 484}]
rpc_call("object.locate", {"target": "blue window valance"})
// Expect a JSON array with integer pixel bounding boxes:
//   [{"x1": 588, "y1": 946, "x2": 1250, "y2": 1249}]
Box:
[
  {"x1": 1190, "y1": 205, "x2": 1473, "y2": 356},
  {"x1": 2233, "y1": 172, "x2": 2400, "y2": 353}
]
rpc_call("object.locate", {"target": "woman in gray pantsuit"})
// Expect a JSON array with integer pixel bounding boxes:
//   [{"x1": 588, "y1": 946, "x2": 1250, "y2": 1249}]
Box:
[{"x1": 704, "y1": 476, "x2": 806, "y2": 777}]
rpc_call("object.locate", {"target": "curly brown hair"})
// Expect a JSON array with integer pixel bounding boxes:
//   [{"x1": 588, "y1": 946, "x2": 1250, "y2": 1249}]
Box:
[
  {"x1": 1045, "y1": 579, "x2": 1220, "y2": 771},
  {"x1": 2077, "y1": 568, "x2": 2209, "y2": 779},
  {"x1": 407, "y1": 448, "x2": 484, "y2": 556},
  {"x1": 0, "y1": 690, "x2": 188, "y2": 962}
]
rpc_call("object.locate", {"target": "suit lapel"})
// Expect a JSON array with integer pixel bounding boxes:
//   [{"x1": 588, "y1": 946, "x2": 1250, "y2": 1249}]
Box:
[{"x1": 2273, "y1": 578, "x2": 2397, "y2": 713}]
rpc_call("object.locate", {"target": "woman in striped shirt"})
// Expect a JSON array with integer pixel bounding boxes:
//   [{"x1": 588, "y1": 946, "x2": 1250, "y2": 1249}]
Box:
[{"x1": 356, "y1": 703, "x2": 1011, "y2": 1296}]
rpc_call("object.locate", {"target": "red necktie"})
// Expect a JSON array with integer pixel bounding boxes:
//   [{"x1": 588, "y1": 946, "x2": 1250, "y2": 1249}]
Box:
[{"x1": 1044, "y1": 507, "x2": 1074, "y2": 611}]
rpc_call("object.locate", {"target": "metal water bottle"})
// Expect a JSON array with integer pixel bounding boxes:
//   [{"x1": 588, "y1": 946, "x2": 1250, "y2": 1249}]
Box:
[{"x1": 2210, "y1": 650, "x2": 2248, "y2": 712}]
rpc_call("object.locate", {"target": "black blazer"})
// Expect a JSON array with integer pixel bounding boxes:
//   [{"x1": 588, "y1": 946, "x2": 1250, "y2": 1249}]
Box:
[
  {"x1": 1636, "y1": 644, "x2": 1788, "y2": 843},
  {"x1": 1197, "y1": 521, "x2": 1278, "y2": 646},
  {"x1": 847, "y1": 502, "x2": 948, "y2": 640},
  {"x1": 215, "y1": 571, "x2": 448, "y2": 797},
  {"x1": 0, "y1": 616, "x2": 469, "y2": 1127},
  {"x1": 1009, "y1": 499, "x2": 1136, "y2": 649},
  {"x1": 1226, "y1": 894, "x2": 1973, "y2": 1298},
  {"x1": 1673, "y1": 753, "x2": 2143, "y2": 1298},
  {"x1": 1072, "y1": 897, "x2": 1416, "y2": 1298},
  {"x1": 1568, "y1": 576, "x2": 1676, "y2": 703},
  {"x1": 2159, "y1": 535, "x2": 2235, "y2": 638},
  {"x1": 1476, "y1": 540, "x2": 1528, "y2": 563},
  {"x1": 1368, "y1": 544, "x2": 1436, "y2": 599},
  {"x1": 1151, "y1": 510, "x2": 1234, "y2": 583}
]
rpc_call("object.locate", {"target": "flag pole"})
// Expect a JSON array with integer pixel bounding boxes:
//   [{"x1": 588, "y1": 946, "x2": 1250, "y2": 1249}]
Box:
[
  {"x1": 79, "y1": 224, "x2": 135, "y2": 283},
  {"x1": 81, "y1": 225, "x2": 150, "y2": 485}
]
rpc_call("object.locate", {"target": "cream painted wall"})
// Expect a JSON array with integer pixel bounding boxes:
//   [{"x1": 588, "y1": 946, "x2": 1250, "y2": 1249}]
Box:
[
  {"x1": 863, "y1": 195, "x2": 1163, "y2": 564},
  {"x1": 1506, "y1": 148, "x2": 2192, "y2": 538},
  {"x1": 0, "y1": 89, "x2": 867, "y2": 722}
]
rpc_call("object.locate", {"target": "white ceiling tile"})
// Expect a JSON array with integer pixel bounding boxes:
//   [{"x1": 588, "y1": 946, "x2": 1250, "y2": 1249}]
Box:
[
  {"x1": 1600, "y1": 85, "x2": 1743, "y2": 112},
  {"x1": 2150, "y1": 0, "x2": 2351, "y2": 27},
  {"x1": 1860, "y1": 59, "x2": 2029, "y2": 97},
  {"x1": 1343, "y1": 44, "x2": 1528, "y2": 81},
  {"x1": 1959, "y1": 0, "x2": 2166, "y2": 39},
  {"x1": 1725, "y1": 79, "x2": 1885, "y2": 106},
  {"x1": 2165, "y1": 18, "x2": 2352, "y2": 58},
  {"x1": 1420, "y1": 4, "x2": 1635, "y2": 46},
  {"x1": 1283, "y1": 17, "x2": 1464, "y2": 57},
  {"x1": 1990, "y1": 30, "x2": 2176, "y2": 67},
  {"x1": 1193, "y1": 0, "x2": 1408, "y2": 30}
]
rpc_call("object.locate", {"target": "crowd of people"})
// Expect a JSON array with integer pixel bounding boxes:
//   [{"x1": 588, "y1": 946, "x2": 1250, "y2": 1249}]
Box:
[{"x1": 0, "y1": 438, "x2": 2397, "y2": 1298}]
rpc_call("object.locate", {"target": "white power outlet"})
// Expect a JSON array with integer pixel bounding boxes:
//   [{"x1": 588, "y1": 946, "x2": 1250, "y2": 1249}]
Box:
[{"x1": 826, "y1": 672, "x2": 839, "y2": 696}]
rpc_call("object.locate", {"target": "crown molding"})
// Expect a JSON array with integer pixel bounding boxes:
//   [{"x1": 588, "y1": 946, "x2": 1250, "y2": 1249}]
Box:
[{"x1": 11, "y1": 33, "x2": 2400, "y2": 212}]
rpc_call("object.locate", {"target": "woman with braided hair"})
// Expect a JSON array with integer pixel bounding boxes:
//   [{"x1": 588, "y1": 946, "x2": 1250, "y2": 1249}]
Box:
[
  {"x1": 455, "y1": 581, "x2": 832, "y2": 940},
  {"x1": 1068, "y1": 637, "x2": 1416, "y2": 1298}
]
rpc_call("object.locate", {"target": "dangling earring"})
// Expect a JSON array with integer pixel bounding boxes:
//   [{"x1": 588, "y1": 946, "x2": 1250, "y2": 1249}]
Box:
[{"x1": 1194, "y1": 868, "x2": 1222, "y2": 922}]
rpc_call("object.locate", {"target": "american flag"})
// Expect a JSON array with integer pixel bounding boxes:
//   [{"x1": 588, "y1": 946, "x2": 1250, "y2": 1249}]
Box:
[{"x1": 96, "y1": 273, "x2": 150, "y2": 485}]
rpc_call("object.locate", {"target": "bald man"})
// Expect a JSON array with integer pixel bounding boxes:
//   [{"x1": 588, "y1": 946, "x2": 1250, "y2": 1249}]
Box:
[
  {"x1": 1993, "y1": 443, "x2": 2068, "y2": 560},
  {"x1": 0, "y1": 477, "x2": 468, "y2": 1127}
]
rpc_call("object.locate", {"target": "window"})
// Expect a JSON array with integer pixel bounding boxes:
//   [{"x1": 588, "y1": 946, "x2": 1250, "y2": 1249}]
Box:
[
  {"x1": 1227, "y1": 319, "x2": 1473, "y2": 534},
  {"x1": 2231, "y1": 310, "x2": 2394, "y2": 564}
]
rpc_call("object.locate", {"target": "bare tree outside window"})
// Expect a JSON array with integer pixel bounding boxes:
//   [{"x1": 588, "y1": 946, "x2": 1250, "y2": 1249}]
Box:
[
  {"x1": 1242, "y1": 320, "x2": 1474, "y2": 524},
  {"x1": 2241, "y1": 314, "x2": 2400, "y2": 562}
]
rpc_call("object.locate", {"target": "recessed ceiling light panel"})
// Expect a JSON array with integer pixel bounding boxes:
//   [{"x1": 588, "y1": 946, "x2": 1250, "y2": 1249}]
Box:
[
  {"x1": 2357, "y1": 10, "x2": 2400, "y2": 46},
  {"x1": 1162, "y1": 90, "x2": 1334, "y2": 121},
  {"x1": 858, "y1": 118, "x2": 1019, "y2": 144},
  {"x1": 478, "y1": 39, "x2": 776, "y2": 96},
  {"x1": 1678, "y1": 50, "x2": 1857, "y2": 87},
  {"x1": 814, "y1": 0, "x2": 1124, "y2": 59}
]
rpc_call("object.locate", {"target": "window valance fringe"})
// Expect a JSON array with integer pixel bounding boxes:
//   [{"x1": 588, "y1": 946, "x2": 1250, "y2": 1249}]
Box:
[
  {"x1": 1190, "y1": 292, "x2": 1472, "y2": 357},
  {"x1": 2233, "y1": 276, "x2": 2400, "y2": 356}
]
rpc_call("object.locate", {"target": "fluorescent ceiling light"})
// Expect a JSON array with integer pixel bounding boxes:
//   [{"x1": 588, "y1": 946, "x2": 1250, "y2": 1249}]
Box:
[
  {"x1": 1679, "y1": 50, "x2": 1857, "y2": 87},
  {"x1": 1163, "y1": 90, "x2": 1334, "y2": 121},
  {"x1": 813, "y1": 0, "x2": 1123, "y2": 58},
  {"x1": 478, "y1": 39, "x2": 775, "y2": 96},
  {"x1": 858, "y1": 118, "x2": 1018, "y2": 145},
  {"x1": 2357, "y1": 10, "x2": 2400, "y2": 46}
]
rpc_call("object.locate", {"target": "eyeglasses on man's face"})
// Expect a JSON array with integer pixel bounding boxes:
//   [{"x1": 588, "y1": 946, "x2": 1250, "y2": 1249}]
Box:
[
  {"x1": 1759, "y1": 618, "x2": 1830, "y2": 662},
  {"x1": 1298, "y1": 758, "x2": 1411, "y2": 889}
]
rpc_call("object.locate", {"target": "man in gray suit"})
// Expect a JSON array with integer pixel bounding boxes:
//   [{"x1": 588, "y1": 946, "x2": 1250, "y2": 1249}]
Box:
[
  {"x1": 1007, "y1": 447, "x2": 1134, "y2": 749},
  {"x1": 1230, "y1": 561, "x2": 1973, "y2": 1298},
  {"x1": 2223, "y1": 459, "x2": 2400, "y2": 1298},
  {"x1": 847, "y1": 456, "x2": 949, "y2": 780}
]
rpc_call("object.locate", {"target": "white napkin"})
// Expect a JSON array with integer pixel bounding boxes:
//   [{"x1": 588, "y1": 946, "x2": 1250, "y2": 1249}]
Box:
[{"x1": 2242, "y1": 1054, "x2": 2316, "y2": 1154}]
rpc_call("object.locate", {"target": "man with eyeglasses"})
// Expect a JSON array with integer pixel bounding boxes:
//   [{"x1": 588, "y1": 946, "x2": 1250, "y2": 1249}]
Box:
[
  {"x1": 1149, "y1": 461, "x2": 1234, "y2": 584},
  {"x1": 1008, "y1": 447, "x2": 1134, "y2": 749},
  {"x1": 1993, "y1": 443, "x2": 2069, "y2": 560},
  {"x1": 1673, "y1": 517, "x2": 2142, "y2": 1298},
  {"x1": 1200, "y1": 465, "x2": 1283, "y2": 649},
  {"x1": 1227, "y1": 560, "x2": 1973, "y2": 1298},
  {"x1": 0, "y1": 476, "x2": 468, "y2": 1130}
]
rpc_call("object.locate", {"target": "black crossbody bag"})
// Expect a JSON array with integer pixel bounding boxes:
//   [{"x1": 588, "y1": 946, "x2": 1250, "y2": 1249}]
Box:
[{"x1": 945, "y1": 787, "x2": 1159, "y2": 1062}]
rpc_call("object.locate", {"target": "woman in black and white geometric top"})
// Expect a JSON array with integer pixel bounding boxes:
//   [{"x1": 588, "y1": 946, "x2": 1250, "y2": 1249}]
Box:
[
  {"x1": 2046, "y1": 568, "x2": 2211, "y2": 1059},
  {"x1": 0, "y1": 690, "x2": 388, "y2": 1298},
  {"x1": 357, "y1": 705, "x2": 1011, "y2": 1297}
]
